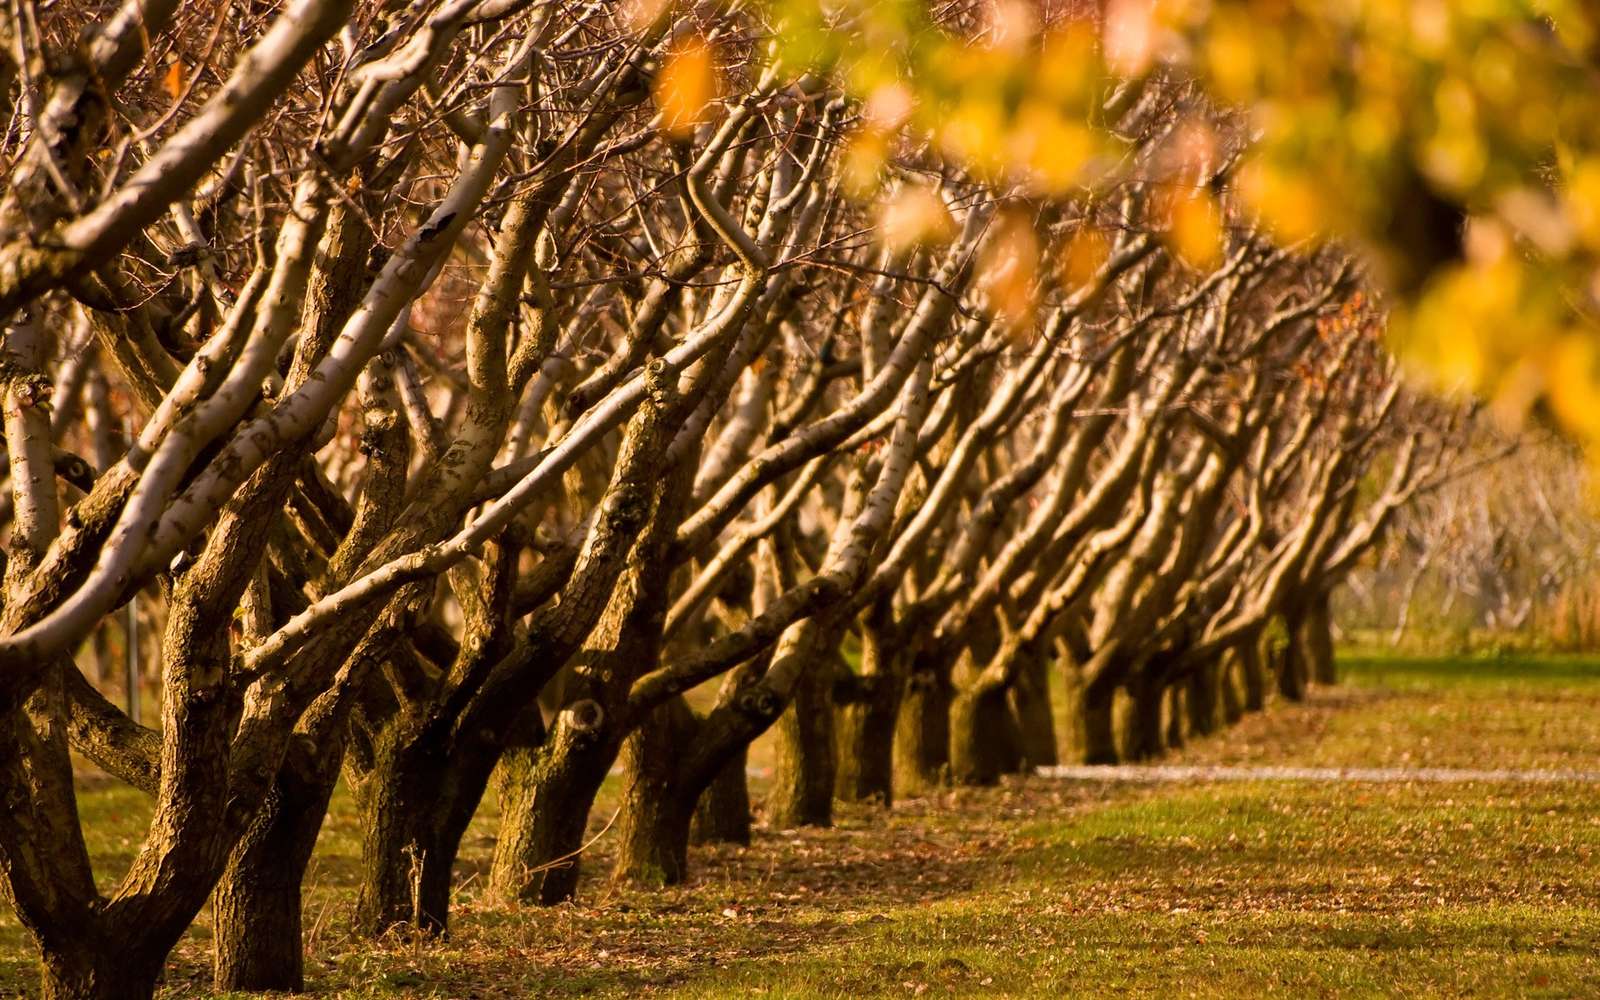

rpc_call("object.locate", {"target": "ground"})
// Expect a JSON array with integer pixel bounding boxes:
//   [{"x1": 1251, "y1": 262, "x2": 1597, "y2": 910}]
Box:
[{"x1": 4, "y1": 654, "x2": 1600, "y2": 997}]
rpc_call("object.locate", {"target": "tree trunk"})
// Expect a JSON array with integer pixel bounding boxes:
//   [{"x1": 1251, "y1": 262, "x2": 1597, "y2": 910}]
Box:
[
  {"x1": 613, "y1": 699, "x2": 698, "y2": 887},
  {"x1": 893, "y1": 663, "x2": 951, "y2": 794},
  {"x1": 948, "y1": 681, "x2": 1014, "y2": 786},
  {"x1": 1240, "y1": 637, "x2": 1268, "y2": 712},
  {"x1": 1277, "y1": 613, "x2": 1309, "y2": 703},
  {"x1": 1126, "y1": 673, "x2": 1166, "y2": 761},
  {"x1": 351, "y1": 730, "x2": 489, "y2": 937},
  {"x1": 1081, "y1": 675, "x2": 1119, "y2": 764},
  {"x1": 488, "y1": 699, "x2": 617, "y2": 906},
  {"x1": 212, "y1": 740, "x2": 338, "y2": 992},
  {"x1": 1165, "y1": 683, "x2": 1186, "y2": 750},
  {"x1": 1303, "y1": 591, "x2": 1337, "y2": 685},
  {"x1": 1009, "y1": 648, "x2": 1058, "y2": 769},
  {"x1": 692, "y1": 750, "x2": 752, "y2": 845},
  {"x1": 41, "y1": 948, "x2": 164, "y2": 1000},
  {"x1": 1185, "y1": 659, "x2": 1220, "y2": 738},
  {"x1": 1219, "y1": 649, "x2": 1245, "y2": 725},
  {"x1": 834, "y1": 673, "x2": 898, "y2": 805},
  {"x1": 769, "y1": 651, "x2": 835, "y2": 829}
]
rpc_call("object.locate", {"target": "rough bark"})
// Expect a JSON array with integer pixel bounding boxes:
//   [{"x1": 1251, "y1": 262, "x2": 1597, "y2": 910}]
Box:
[
  {"x1": 834, "y1": 673, "x2": 898, "y2": 804},
  {"x1": 1276, "y1": 613, "x2": 1309, "y2": 702},
  {"x1": 1219, "y1": 649, "x2": 1245, "y2": 724},
  {"x1": 487, "y1": 701, "x2": 617, "y2": 905},
  {"x1": 1009, "y1": 648, "x2": 1058, "y2": 769},
  {"x1": 949, "y1": 681, "x2": 1019, "y2": 786},
  {"x1": 211, "y1": 739, "x2": 339, "y2": 992},
  {"x1": 1081, "y1": 674, "x2": 1120, "y2": 765},
  {"x1": 1164, "y1": 683, "x2": 1186, "y2": 750},
  {"x1": 768, "y1": 650, "x2": 836, "y2": 828},
  {"x1": 1185, "y1": 658, "x2": 1221, "y2": 738},
  {"x1": 612, "y1": 698, "x2": 700, "y2": 887},
  {"x1": 1303, "y1": 591, "x2": 1337, "y2": 685},
  {"x1": 692, "y1": 750, "x2": 752, "y2": 846},
  {"x1": 1126, "y1": 672, "x2": 1166, "y2": 761},
  {"x1": 1240, "y1": 636, "x2": 1269, "y2": 712},
  {"x1": 892, "y1": 661, "x2": 951, "y2": 794},
  {"x1": 40, "y1": 948, "x2": 165, "y2": 1000}
]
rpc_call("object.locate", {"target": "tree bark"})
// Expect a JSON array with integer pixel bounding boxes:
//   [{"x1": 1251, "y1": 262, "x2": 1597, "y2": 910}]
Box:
[
  {"x1": 834, "y1": 673, "x2": 897, "y2": 805},
  {"x1": 41, "y1": 948, "x2": 164, "y2": 1000},
  {"x1": 768, "y1": 649, "x2": 835, "y2": 828},
  {"x1": 1219, "y1": 649, "x2": 1245, "y2": 725},
  {"x1": 1185, "y1": 658, "x2": 1220, "y2": 737},
  {"x1": 613, "y1": 698, "x2": 699, "y2": 887},
  {"x1": 1009, "y1": 648, "x2": 1058, "y2": 769},
  {"x1": 892, "y1": 662, "x2": 950, "y2": 793},
  {"x1": 1081, "y1": 674, "x2": 1119, "y2": 765},
  {"x1": 948, "y1": 678, "x2": 1023, "y2": 786},
  {"x1": 692, "y1": 750, "x2": 751, "y2": 846},
  {"x1": 1165, "y1": 682, "x2": 1186, "y2": 750},
  {"x1": 351, "y1": 727, "x2": 493, "y2": 937},
  {"x1": 1239, "y1": 636, "x2": 1268, "y2": 712},
  {"x1": 1303, "y1": 590, "x2": 1337, "y2": 685},
  {"x1": 1126, "y1": 672, "x2": 1166, "y2": 761},
  {"x1": 211, "y1": 739, "x2": 339, "y2": 992},
  {"x1": 488, "y1": 701, "x2": 617, "y2": 906},
  {"x1": 1277, "y1": 612, "x2": 1309, "y2": 702}
]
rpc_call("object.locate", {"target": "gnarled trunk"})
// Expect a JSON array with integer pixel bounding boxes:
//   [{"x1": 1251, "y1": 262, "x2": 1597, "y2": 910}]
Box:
[
  {"x1": 1303, "y1": 591, "x2": 1336, "y2": 685},
  {"x1": 613, "y1": 699, "x2": 699, "y2": 887},
  {"x1": 351, "y1": 726, "x2": 497, "y2": 937},
  {"x1": 1165, "y1": 683, "x2": 1186, "y2": 750},
  {"x1": 488, "y1": 700, "x2": 617, "y2": 906},
  {"x1": 212, "y1": 739, "x2": 340, "y2": 992},
  {"x1": 769, "y1": 650, "x2": 835, "y2": 828},
  {"x1": 1009, "y1": 648, "x2": 1058, "y2": 769},
  {"x1": 1219, "y1": 649, "x2": 1245, "y2": 724},
  {"x1": 948, "y1": 681, "x2": 1016, "y2": 786},
  {"x1": 893, "y1": 664, "x2": 950, "y2": 794},
  {"x1": 1239, "y1": 636, "x2": 1268, "y2": 712},
  {"x1": 692, "y1": 750, "x2": 751, "y2": 845},
  {"x1": 1126, "y1": 673, "x2": 1166, "y2": 761},
  {"x1": 41, "y1": 947, "x2": 165, "y2": 1000},
  {"x1": 834, "y1": 673, "x2": 898, "y2": 805},
  {"x1": 1276, "y1": 612, "x2": 1309, "y2": 703},
  {"x1": 1185, "y1": 659, "x2": 1220, "y2": 738},
  {"x1": 1081, "y1": 674, "x2": 1119, "y2": 764}
]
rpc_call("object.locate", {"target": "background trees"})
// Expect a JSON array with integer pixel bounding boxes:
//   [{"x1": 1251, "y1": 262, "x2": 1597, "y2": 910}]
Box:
[{"x1": 0, "y1": 1, "x2": 1533, "y2": 997}]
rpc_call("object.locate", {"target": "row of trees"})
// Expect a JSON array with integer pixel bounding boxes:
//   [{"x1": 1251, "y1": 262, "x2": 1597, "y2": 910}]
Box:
[{"x1": 0, "y1": 2, "x2": 1472, "y2": 997}]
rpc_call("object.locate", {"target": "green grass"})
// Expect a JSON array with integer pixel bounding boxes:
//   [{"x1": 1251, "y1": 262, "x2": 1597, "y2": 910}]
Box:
[{"x1": 5, "y1": 653, "x2": 1600, "y2": 996}]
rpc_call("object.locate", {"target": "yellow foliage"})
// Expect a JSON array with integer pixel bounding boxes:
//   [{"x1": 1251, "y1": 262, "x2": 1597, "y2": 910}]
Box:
[
  {"x1": 875, "y1": 185, "x2": 957, "y2": 256},
  {"x1": 978, "y1": 211, "x2": 1041, "y2": 329},
  {"x1": 655, "y1": 36, "x2": 720, "y2": 138},
  {"x1": 841, "y1": 128, "x2": 890, "y2": 198},
  {"x1": 1008, "y1": 103, "x2": 1094, "y2": 195},
  {"x1": 1163, "y1": 188, "x2": 1224, "y2": 270},
  {"x1": 1239, "y1": 159, "x2": 1324, "y2": 246},
  {"x1": 1060, "y1": 225, "x2": 1111, "y2": 291}
]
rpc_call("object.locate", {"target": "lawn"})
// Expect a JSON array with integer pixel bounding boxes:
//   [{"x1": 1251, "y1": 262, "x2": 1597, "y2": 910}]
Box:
[{"x1": 4, "y1": 654, "x2": 1599, "y2": 997}]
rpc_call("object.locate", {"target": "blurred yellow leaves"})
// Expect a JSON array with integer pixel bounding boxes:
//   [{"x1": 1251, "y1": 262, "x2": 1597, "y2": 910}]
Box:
[
  {"x1": 1163, "y1": 188, "x2": 1224, "y2": 270},
  {"x1": 163, "y1": 59, "x2": 187, "y2": 101},
  {"x1": 876, "y1": 185, "x2": 956, "y2": 256},
  {"x1": 1239, "y1": 159, "x2": 1325, "y2": 245},
  {"x1": 1565, "y1": 160, "x2": 1600, "y2": 251},
  {"x1": 1060, "y1": 225, "x2": 1111, "y2": 291},
  {"x1": 978, "y1": 211, "x2": 1041, "y2": 329},
  {"x1": 1104, "y1": 0, "x2": 1158, "y2": 78},
  {"x1": 655, "y1": 36, "x2": 720, "y2": 138}
]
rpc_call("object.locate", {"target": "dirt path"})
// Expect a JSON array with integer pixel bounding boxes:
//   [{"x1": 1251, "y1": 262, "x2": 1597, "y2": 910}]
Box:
[{"x1": 1038, "y1": 763, "x2": 1600, "y2": 782}]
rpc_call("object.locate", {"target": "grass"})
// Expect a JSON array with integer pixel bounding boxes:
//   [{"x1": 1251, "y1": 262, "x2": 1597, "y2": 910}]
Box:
[{"x1": 5, "y1": 653, "x2": 1600, "y2": 996}]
